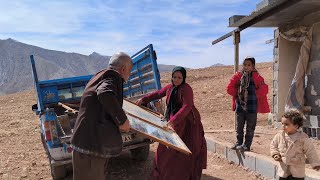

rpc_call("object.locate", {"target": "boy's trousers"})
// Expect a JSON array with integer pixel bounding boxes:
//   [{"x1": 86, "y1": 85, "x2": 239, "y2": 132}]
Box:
[{"x1": 236, "y1": 112, "x2": 257, "y2": 148}]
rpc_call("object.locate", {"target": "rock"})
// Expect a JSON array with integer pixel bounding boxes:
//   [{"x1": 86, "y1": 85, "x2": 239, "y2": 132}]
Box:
[
  {"x1": 21, "y1": 167, "x2": 28, "y2": 178},
  {"x1": 2, "y1": 173, "x2": 9, "y2": 179},
  {"x1": 9, "y1": 132, "x2": 17, "y2": 136},
  {"x1": 215, "y1": 93, "x2": 224, "y2": 98}
]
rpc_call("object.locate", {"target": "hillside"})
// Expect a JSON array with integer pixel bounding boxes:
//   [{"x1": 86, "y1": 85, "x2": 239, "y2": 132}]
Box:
[{"x1": 0, "y1": 38, "x2": 175, "y2": 95}]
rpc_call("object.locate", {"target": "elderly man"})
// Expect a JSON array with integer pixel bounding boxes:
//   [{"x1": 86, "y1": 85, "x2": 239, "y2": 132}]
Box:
[{"x1": 71, "y1": 52, "x2": 133, "y2": 180}]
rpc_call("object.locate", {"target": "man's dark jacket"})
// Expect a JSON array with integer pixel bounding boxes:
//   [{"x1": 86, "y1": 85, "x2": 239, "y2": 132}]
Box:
[{"x1": 71, "y1": 69, "x2": 127, "y2": 156}]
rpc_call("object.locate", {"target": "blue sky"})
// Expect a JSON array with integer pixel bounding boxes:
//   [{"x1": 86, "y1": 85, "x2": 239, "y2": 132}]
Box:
[{"x1": 0, "y1": 0, "x2": 275, "y2": 68}]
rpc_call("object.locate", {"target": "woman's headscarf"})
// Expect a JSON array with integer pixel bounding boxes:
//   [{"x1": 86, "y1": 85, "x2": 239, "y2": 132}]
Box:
[{"x1": 164, "y1": 66, "x2": 187, "y2": 121}]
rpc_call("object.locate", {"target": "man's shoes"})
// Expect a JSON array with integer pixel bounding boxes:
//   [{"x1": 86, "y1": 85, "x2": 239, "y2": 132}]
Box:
[
  {"x1": 242, "y1": 145, "x2": 250, "y2": 151},
  {"x1": 231, "y1": 144, "x2": 242, "y2": 150}
]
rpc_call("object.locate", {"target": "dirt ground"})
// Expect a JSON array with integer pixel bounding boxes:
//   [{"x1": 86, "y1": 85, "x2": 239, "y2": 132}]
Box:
[
  {"x1": 0, "y1": 89, "x2": 265, "y2": 180},
  {"x1": 0, "y1": 62, "x2": 319, "y2": 179}
]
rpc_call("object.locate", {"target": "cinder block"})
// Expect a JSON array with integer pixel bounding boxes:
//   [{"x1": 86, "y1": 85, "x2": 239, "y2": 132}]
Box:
[
  {"x1": 226, "y1": 148, "x2": 241, "y2": 165},
  {"x1": 310, "y1": 67, "x2": 320, "y2": 76},
  {"x1": 229, "y1": 15, "x2": 246, "y2": 26},
  {"x1": 311, "y1": 107, "x2": 320, "y2": 115},
  {"x1": 305, "y1": 85, "x2": 319, "y2": 96},
  {"x1": 205, "y1": 138, "x2": 216, "y2": 153},
  {"x1": 273, "y1": 80, "x2": 278, "y2": 91},
  {"x1": 303, "y1": 127, "x2": 312, "y2": 138},
  {"x1": 303, "y1": 116, "x2": 311, "y2": 127},
  {"x1": 306, "y1": 75, "x2": 318, "y2": 85},
  {"x1": 303, "y1": 127, "x2": 308, "y2": 134},
  {"x1": 205, "y1": 137, "x2": 320, "y2": 179},
  {"x1": 255, "y1": 154, "x2": 277, "y2": 180},
  {"x1": 215, "y1": 142, "x2": 227, "y2": 159},
  {"x1": 309, "y1": 115, "x2": 320, "y2": 127},
  {"x1": 307, "y1": 127, "x2": 312, "y2": 137},
  {"x1": 239, "y1": 152, "x2": 256, "y2": 172},
  {"x1": 311, "y1": 128, "x2": 320, "y2": 139},
  {"x1": 306, "y1": 75, "x2": 320, "y2": 96},
  {"x1": 305, "y1": 95, "x2": 320, "y2": 108},
  {"x1": 273, "y1": 46, "x2": 279, "y2": 55}
]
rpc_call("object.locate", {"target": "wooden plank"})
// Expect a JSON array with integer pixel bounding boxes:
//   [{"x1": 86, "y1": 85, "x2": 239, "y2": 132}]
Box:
[{"x1": 58, "y1": 102, "x2": 78, "y2": 114}]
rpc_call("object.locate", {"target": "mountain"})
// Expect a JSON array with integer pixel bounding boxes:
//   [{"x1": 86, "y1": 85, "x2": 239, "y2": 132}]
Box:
[
  {"x1": 210, "y1": 63, "x2": 225, "y2": 67},
  {"x1": 157, "y1": 64, "x2": 177, "y2": 72},
  {"x1": 0, "y1": 38, "x2": 175, "y2": 95}
]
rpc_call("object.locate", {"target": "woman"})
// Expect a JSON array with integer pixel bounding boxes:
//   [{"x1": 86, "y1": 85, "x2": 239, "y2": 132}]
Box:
[{"x1": 137, "y1": 66, "x2": 207, "y2": 180}]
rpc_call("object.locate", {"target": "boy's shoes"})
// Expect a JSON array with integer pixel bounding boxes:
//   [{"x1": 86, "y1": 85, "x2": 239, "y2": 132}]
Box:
[
  {"x1": 231, "y1": 144, "x2": 243, "y2": 150},
  {"x1": 242, "y1": 145, "x2": 250, "y2": 151}
]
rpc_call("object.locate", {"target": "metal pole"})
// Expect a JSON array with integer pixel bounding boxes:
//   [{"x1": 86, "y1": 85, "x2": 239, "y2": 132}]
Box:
[{"x1": 233, "y1": 31, "x2": 240, "y2": 130}]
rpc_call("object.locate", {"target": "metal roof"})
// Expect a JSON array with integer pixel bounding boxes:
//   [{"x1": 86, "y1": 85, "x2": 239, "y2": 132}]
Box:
[{"x1": 212, "y1": 0, "x2": 320, "y2": 45}]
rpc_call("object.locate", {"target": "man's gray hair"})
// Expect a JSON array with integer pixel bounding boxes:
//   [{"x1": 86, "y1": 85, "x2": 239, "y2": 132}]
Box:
[{"x1": 108, "y1": 52, "x2": 133, "y2": 69}]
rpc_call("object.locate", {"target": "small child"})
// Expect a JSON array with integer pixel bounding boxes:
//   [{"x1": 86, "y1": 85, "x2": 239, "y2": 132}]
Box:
[
  {"x1": 270, "y1": 110, "x2": 320, "y2": 179},
  {"x1": 227, "y1": 57, "x2": 270, "y2": 151}
]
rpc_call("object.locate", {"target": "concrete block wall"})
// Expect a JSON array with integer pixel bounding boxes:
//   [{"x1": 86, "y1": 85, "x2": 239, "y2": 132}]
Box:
[
  {"x1": 206, "y1": 136, "x2": 320, "y2": 180},
  {"x1": 303, "y1": 68, "x2": 320, "y2": 139},
  {"x1": 272, "y1": 29, "x2": 280, "y2": 122}
]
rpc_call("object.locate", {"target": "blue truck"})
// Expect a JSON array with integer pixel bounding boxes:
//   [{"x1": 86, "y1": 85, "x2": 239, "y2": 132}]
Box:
[{"x1": 31, "y1": 44, "x2": 163, "y2": 179}]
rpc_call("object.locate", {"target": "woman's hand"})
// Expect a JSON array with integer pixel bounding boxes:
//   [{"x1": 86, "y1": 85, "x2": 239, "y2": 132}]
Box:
[
  {"x1": 163, "y1": 121, "x2": 174, "y2": 132},
  {"x1": 313, "y1": 166, "x2": 320, "y2": 171},
  {"x1": 136, "y1": 98, "x2": 144, "y2": 106},
  {"x1": 159, "y1": 114, "x2": 164, "y2": 119}
]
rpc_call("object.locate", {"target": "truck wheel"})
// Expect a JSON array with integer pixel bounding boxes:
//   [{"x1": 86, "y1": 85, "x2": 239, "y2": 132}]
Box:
[
  {"x1": 50, "y1": 163, "x2": 67, "y2": 180},
  {"x1": 130, "y1": 145, "x2": 150, "y2": 161}
]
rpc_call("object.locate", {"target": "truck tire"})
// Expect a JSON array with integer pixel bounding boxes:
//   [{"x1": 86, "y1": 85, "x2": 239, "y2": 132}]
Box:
[
  {"x1": 50, "y1": 163, "x2": 67, "y2": 180},
  {"x1": 130, "y1": 145, "x2": 150, "y2": 161}
]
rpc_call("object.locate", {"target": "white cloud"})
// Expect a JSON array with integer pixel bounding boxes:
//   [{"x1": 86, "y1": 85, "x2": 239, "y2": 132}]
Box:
[
  {"x1": 0, "y1": 0, "x2": 272, "y2": 68},
  {"x1": 0, "y1": 1, "x2": 88, "y2": 34}
]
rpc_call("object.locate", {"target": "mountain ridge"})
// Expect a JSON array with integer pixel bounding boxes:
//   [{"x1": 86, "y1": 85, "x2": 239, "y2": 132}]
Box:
[{"x1": 0, "y1": 38, "x2": 175, "y2": 95}]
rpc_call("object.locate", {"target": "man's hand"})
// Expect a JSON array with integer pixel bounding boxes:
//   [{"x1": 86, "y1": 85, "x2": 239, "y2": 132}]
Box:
[
  {"x1": 272, "y1": 154, "x2": 282, "y2": 162},
  {"x1": 136, "y1": 98, "x2": 143, "y2": 106},
  {"x1": 119, "y1": 119, "x2": 130, "y2": 133}
]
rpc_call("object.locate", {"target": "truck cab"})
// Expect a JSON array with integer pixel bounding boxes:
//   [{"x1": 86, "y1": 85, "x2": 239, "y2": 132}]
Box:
[{"x1": 31, "y1": 44, "x2": 162, "y2": 179}]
